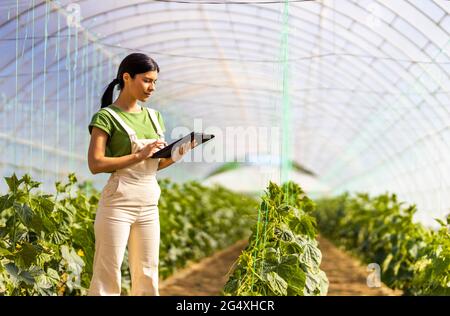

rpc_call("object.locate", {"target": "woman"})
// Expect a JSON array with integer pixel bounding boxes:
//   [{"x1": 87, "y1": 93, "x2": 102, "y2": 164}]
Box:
[{"x1": 87, "y1": 53, "x2": 193, "y2": 296}]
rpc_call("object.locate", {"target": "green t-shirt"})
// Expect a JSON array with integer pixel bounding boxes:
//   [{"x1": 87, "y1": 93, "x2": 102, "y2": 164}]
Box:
[{"x1": 88, "y1": 104, "x2": 166, "y2": 157}]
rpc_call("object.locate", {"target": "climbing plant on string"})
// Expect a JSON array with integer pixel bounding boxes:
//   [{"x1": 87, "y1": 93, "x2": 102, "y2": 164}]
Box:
[{"x1": 223, "y1": 181, "x2": 329, "y2": 296}]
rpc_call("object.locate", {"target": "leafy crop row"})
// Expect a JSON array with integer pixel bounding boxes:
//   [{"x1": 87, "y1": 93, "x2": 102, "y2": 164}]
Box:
[
  {"x1": 0, "y1": 173, "x2": 257, "y2": 295},
  {"x1": 223, "y1": 181, "x2": 328, "y2": 296},
  {"x1": 314, "y1": 192, "x2": 450, "y2": 295}
]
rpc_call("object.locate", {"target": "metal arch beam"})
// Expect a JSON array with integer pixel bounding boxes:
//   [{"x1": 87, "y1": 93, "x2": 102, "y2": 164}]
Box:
[
  {"x1": 7, "y1": 0, "x2": 446, "y2": 78},
  {"x1": 25, "y1": 35, "x2": 384, "y2": 105},
  {"x1": 110, "y1": 1, "x2": 450, "y2": 139},
  {"x1": 315, "y1": 0, "x2": 450, "y2": 177},
  {"x1": 21, "y1": 19, "x2": 406, "y2": 106},
  {"x1": 141, "y1": 55, "x2": 422, "y2": 116},
  {"x1": 7, "y1": 0, "x2": 446, "y2": 158},
  {"x1": 0, "y1": 3, "x2": 440, "y2": 195},
  {"x1": 158, "y1": 66, "x2": 446, "y2": 194},
  {"x1": 0, "y1": 0, "x2": 46, "y2": 29},
  {"x1": 1, "y1": 12, "x2": 356, "y2": 95},
  {"x1": 156, "y1": 85, "x2": 450, "y2": 195},
  {"x1": 13, "y1": 42, "x2": 390, "y2": 137},
  {"x1": 22, "y1": 43, "x2": 440, "y2": 191},
  {"x1": 10, "y1": 1, "x2": 446, "y2": 126},
  {"x1": 328, "y1": 125, "x2": 450, "y2": 192},
  {"x1": 378, "y1": 0, "x2": 449, "y2": 47},
  {"x1": 5, "y1": 0, "x2": 448, "y2": 111},
  {"x1": 2, "y1": 3, "x2": 292, "y2": 71},
  {"x1": 32, "y1": 1, "x2": 446, "y2": 198},
  {"x1": 148, "y1": 101, "x2": 372, "y2": 163},
  {"x1": 6, "y1": 0, "x2": 443, "y2": 93},
  {"x1": 0, "y1": 131, "x2": 85, "y2": 161},
  {"x1": 146, "y1": 81, "x2": 388, "y2": 146},
  {"x1": 287, "y1": 0, "x2": 450, "y2": 180},
  {"x1": 164, "y1": 102, "x2": 363, "y2": 133},
  {"x1": 154, "y1": 93, "x2": 372, "y2": 122},
  {"x1": 308, "y1": 37, "x2": 448, "y2": 191},
  {"x1": 0, "y1": 0, "x2": 119, "y2": 85},
  {"x1": 196, "y1": 5, "x2": 248, "y2": 125},
  {"x1": 7, "y1": 50, "x2": 442, "y2": 193},
  {"x1": 434, "y1": 0, "x2": 450, "y2": 14}
]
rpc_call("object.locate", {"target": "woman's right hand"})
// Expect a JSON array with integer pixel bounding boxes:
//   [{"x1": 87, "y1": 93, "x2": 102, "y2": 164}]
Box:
[{"x1": 136, "y1": 140, "x2": 167, "y2": 161}]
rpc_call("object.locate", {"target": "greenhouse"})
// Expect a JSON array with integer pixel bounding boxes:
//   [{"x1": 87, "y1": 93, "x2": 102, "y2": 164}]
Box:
[{"x1": 0, "y1": 0, "x2": 449, "y2": 298}]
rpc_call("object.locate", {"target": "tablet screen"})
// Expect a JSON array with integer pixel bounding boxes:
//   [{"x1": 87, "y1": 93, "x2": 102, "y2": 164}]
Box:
[{"x1": 151, "y1": 132, "x2": 215, "y2": 159}]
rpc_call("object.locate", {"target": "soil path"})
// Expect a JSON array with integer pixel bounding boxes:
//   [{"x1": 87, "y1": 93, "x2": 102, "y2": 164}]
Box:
[{"x1": 160, "y1": 236, "x2": 401, "y2": 296}]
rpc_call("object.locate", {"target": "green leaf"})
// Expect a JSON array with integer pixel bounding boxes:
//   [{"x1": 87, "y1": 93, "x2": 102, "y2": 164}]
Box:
[
  {"x1": 265, "y1": 271, "x2": 288, "y2": 296},
  {"x1": 5, "y1": 173, "x2": 21, "y2": 192},
  {"x1": 0, "y1": 194, "x2": 13, "y2": 212},
  {"x1": 16, "y1": 242, "x2": 41, "y2": 268},
  {"x1": 35, "y1": 196, "x2": 55, "y2": 213},
  {"x1": 13, "y1": 203, "x2": 33, "y2": 227},
  {"x1": 0, "y1": 247, "x2": 13, "y2": 257},
  {"x1": 22, "y1": 174, "x2": 41, "y2": 190},
  {"x1": 299, "y1": 240, "x2": 322, "y2": 268},
  {"x1": 0, "y1": 226, "x2": 8, "y2": 239},
  {"x1": 264, "y1": 247, "x2": 280, "y2": 265},
  {"x1": 408, "y1": 244, "x2": 419, "y2": 259},
  {"x1": 61, "y1": 245, "x2": 85, "y2": 274},
  {"x1": 434, "y1": 218, "x2": 446, "y2": 227},
  {"x1": 317, "y1": 271, "x2": 329, "y2": 295},
  {"x1": 304, "y1": 272, "x2": 323, "y2": 294},
  {"x1": 34, "y1": 267, "x2": 58, "y2": 290},
  {"x1": 382, "y1": 253, "x2": 394, "y2": 273},
  {"x1": 276, "y1": 258, "x2": 306, "y2": 295},
  {"x1": 46, "y1": 268, "x2": 60, "y2": 280},
  {"x1": 223, "y1": 278, "x2": 239, "y2": 295},
  {"x1": 55, "y1": 181, "x2": 65, "y2": 194},
  {"x1": 5, "y1": 263, "x2": 35, "y2": 286},
  {"x1": 433, "y1": 256, "x2": 450, "y2": 276},
  {"x1": 35, "y1": 274, "x2": 54, "y2": 290}
]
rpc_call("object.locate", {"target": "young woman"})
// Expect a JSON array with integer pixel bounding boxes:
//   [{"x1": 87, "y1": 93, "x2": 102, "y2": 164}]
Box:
[{"x1": 87, "y1": 53, "x2": 193, "y2": 296}]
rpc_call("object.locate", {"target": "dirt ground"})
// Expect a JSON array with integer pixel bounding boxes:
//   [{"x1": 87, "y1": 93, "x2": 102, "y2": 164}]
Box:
[
  {"x1": 316, "y1": 236, "x2": 402, "y2": 296},
  {"x1": 159, "y1": 236, "x2": 402, "y2": 296}
]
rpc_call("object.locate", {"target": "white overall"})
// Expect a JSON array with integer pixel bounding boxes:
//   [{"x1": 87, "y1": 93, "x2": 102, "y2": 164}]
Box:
[{"x1": 88, "y1": 106, "x2": 164, "y2": 296}]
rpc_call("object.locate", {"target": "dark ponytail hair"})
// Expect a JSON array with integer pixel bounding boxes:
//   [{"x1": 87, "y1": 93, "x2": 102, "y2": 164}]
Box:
[{"x1": 101, "y1": 53, "x2": 160, "y2": 108}]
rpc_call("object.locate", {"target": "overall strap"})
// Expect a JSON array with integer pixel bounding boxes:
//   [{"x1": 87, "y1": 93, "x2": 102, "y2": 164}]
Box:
[
  {"x1": 103, "y1": 107, "x2": 137, "y2": 141},
  {"x1": 145, "y1": 107, "x2": 165, "y2": 139}
]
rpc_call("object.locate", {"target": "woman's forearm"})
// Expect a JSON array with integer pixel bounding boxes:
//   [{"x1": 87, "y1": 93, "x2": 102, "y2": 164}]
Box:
[
  {"x1": 157, "y1": 157, "x2": 175, "y2": 171},
  {"x1": 90, "y1": 153, "x2": 142, "y2": 174}
]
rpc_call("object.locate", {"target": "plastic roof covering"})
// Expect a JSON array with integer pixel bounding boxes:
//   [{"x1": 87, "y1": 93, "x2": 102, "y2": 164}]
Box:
[{"x1": 0, "y1": 0, "x2": 449, "y2": 226}]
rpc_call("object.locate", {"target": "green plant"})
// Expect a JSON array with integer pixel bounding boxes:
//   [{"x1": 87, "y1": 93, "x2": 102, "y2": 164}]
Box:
[
  {"x1": 156, "y1": 180, "x2": 257, "y2": 280},
  {"x1": 0, "y1": 173, "x2": 258, "y2": 296},
  {"x1": 0, "y1": 173, "x2": 95, "y2": 295},
  {"x1": 411, "y1": 215, "x2": 450, "y2": 295},
  {"x1": 315, "y1": 192, "x2": 450, "y2": 295}
]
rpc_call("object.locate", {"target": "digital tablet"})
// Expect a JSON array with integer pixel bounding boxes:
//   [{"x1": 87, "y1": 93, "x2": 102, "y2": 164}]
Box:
[{"x1": 151, "y1": 132, "x2": 215, "y2": 159}]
